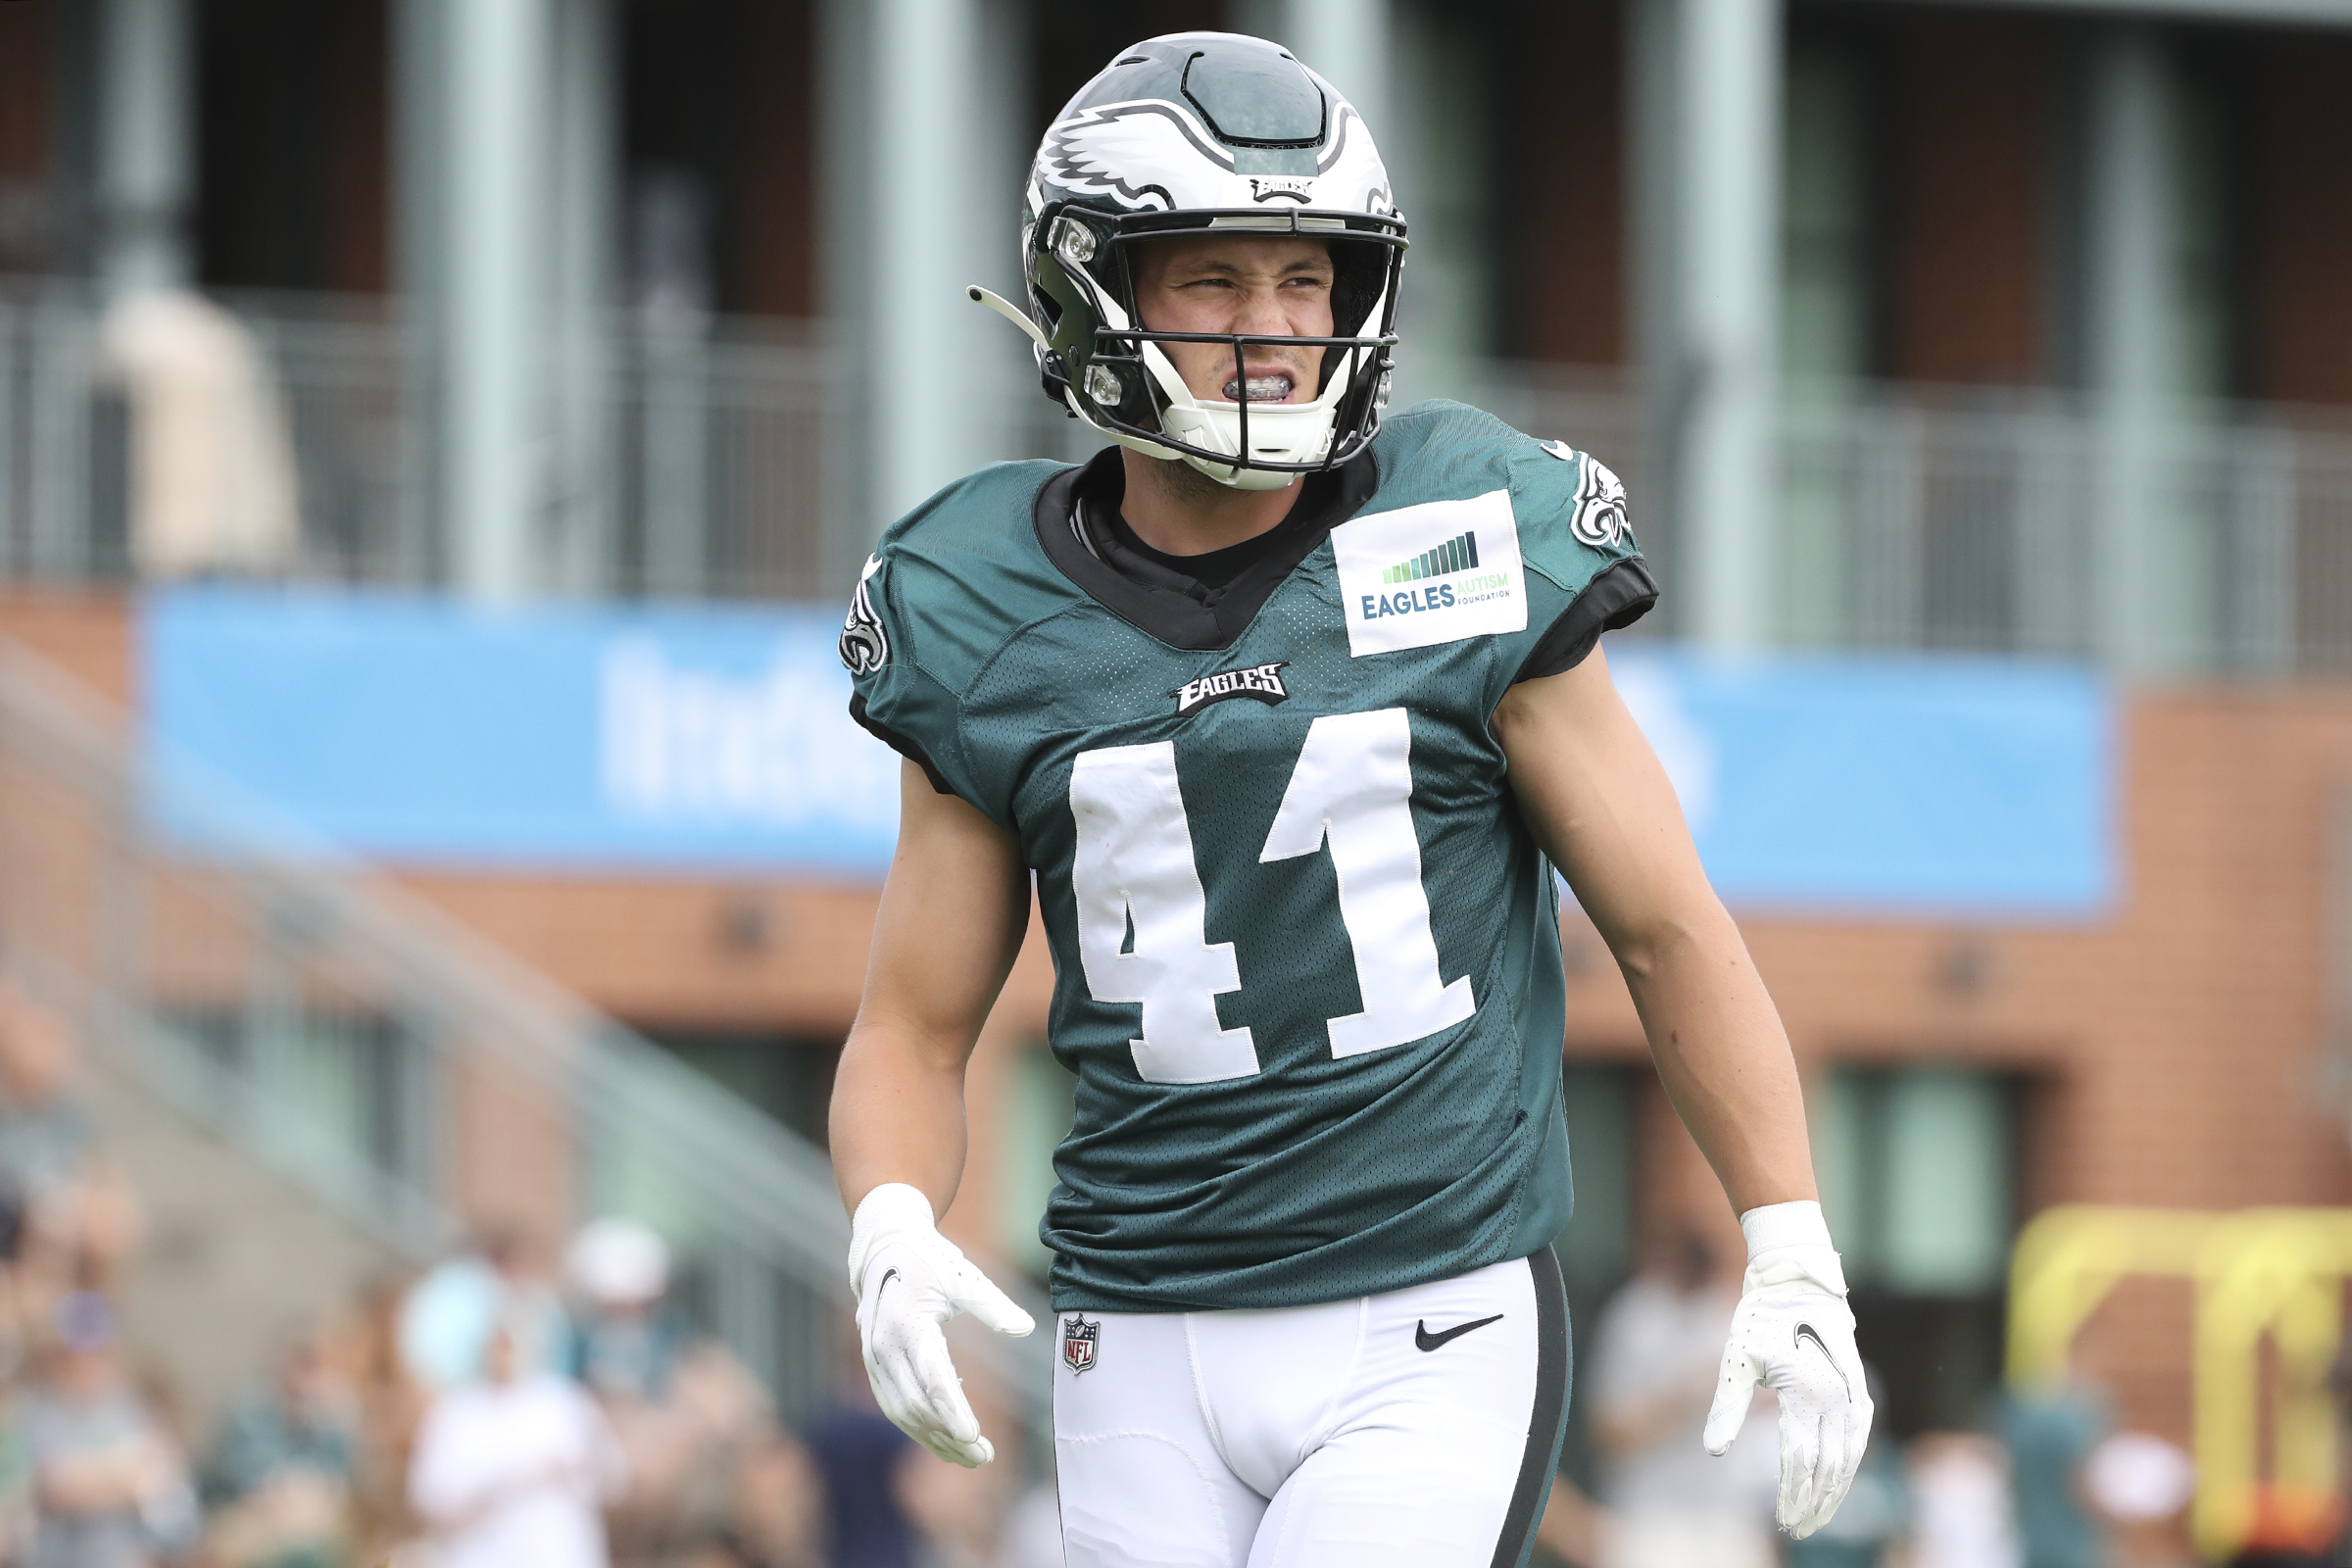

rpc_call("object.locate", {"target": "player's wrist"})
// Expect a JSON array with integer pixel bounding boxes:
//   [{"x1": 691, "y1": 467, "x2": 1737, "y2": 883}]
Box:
[
  {"x1": 1739, "y1": 1199, "x2": 1833, "y2": 1255},
  {"x1": 849, "y1": 1181, "x2": 940, "y2": 1293},
  {"x1": 1737, "y1": 1199, "x2": 1850, "y2": 1296}
]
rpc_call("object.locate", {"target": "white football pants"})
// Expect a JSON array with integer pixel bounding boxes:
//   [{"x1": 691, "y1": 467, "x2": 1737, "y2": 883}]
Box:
[{"x1": 1052, "y1": 1250, "x2": 1571, "y2": 1568}]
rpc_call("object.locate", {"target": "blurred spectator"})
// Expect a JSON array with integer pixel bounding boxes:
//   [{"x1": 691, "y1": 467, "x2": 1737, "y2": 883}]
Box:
[
  {"x1": 0, "y1": 987, "x2": 139, "y2": 1296},
  {"x1": 1587, "y1": 1227, "x2": 1777, "y2": 1568},
  {"x1": 603, "y1": 1340, "x2": 791, "y2": 1564},
  {"x1": 1907, "y1": 1431, "x2": 2022, "y2": 1568},
  {"x1": 2083, "y1": 1431, "x2": 2195, "y2": 1568},
  {"x1": 1995, "y1": 1382, "x2": 2109, "y2": 1568},
  {"x1": 564, "y1": 1218, "x2": 805, "y2": 1565},
  {"x1": 25, "y1": 1292, "x2": 197, "y2": 1568},
  {"x1": 200, "y1": 1328, "x2": 359, "y2": 1568},
  {"x1": 408, "y1": 1317, "x2": 626, "y2": 1568},
  {"x1": 688, "y1": 1434, "x2": 824, "y2": 1568},
  {"x1": 892, "y1": 1448, "x2": 1004, "y2": 1568},
  {"x1": 566, "y1": 1218, "x2": 684, "y2": 1405},
  {"x1": 399, "y1": 1225, "x2": 566, "y2": 1391},
  {"x1": 337, "y1": 1275, "x2": 429, "y2": 1563},
  {"x1": 805, "y1": 1370, "x2": 919, "y2": 1568},
  {"x1": 92, "y1": 289, "x2": 300, "y2": 581}
]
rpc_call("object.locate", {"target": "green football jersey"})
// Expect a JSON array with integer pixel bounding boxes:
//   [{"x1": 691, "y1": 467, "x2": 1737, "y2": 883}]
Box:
[{"x1": 842, "y1": 400, "x2": 1656, "y2": 1313}]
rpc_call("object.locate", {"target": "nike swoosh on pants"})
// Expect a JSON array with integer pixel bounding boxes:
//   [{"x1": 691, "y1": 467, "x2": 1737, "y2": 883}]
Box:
[{"x1": 1415, "y1": 1312, "x2": 1505, "y2": 1351}]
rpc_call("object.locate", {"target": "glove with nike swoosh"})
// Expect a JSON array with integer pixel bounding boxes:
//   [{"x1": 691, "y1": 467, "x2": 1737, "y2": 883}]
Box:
[
  {"x1": 1702, "y1": 1200, "x2": 1874, "y2": 1539},
  {"x1": 849, "y1": 1183, "x2": 1036, "y2": 1468}
]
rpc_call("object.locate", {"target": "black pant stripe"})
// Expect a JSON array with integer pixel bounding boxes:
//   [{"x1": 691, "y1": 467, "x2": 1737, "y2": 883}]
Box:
[{"x1": 1490, "y1": 1246, "x2": 1573, "y2": 1568}]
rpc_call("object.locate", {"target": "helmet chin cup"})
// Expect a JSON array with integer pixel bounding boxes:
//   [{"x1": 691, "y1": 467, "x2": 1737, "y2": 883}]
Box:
[
  {"x1": 1190, "y1": 456, "x2": 1303, "y2": 493},
  {"x1": 1142, "y1": 340, "x2": 1346, "y2": 491}
]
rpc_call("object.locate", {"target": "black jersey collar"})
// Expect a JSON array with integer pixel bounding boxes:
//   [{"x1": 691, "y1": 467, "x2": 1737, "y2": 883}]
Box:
[{"x1": 1034, "y1": 446, "x2": 1380, "y2": 652}]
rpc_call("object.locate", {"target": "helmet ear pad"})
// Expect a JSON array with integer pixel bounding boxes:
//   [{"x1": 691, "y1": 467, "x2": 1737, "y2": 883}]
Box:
[
  {"x1": 1325, "y1": 242, "x2": 1392, "y2": 391},
  {"x1": 1031, "y1": 248, "x2": 1144, "y2": 429}
]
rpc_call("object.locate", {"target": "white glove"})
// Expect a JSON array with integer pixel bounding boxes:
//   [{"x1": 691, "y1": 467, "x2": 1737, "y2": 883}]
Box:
[
  {"x1": 1703, "y1": 1200, "x2": 1874, "y2": 1539},
  {"x1": 848, "y1": 1183, "x2": 1036, "y2": 1468}
]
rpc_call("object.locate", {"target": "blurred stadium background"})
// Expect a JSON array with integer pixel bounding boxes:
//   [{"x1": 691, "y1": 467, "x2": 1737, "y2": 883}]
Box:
[{"x1": 0, "y1": 0, "x2": 2349, "y2": 1563}]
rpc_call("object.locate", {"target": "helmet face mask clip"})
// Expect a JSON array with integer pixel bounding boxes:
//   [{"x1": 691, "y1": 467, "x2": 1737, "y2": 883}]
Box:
[{"x1": 990, "y1": 33, "x2": 1408, "y2": 491}]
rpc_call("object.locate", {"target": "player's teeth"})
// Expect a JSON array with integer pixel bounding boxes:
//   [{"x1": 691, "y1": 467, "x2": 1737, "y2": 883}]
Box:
[{"x1": 1222, "y1": 374, "x2": 1295, "y2": 403}]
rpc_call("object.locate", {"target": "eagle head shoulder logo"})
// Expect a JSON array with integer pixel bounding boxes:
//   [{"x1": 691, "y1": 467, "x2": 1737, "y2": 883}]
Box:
[
  {"x1": 1568, "y1": 457, "x2": 1630, "y2": 549},
  {"x1": 838, "y1": 556, "x2": 889, "y2": 675},
  {"x1": 1061, "y1": 1314, "x2": 1100, "y2": 1375}
]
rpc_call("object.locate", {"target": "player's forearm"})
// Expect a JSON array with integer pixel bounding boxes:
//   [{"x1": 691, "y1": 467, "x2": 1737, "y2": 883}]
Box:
[
  {"x1": 1617, "y1": 904, "x2": 1817, "y2": 1216},
  {"x1": 832, "y1": 760, "x2": 1031, "y2": 1219},
  {"x1": 830, "y1": 1012, "x2": 974, "y2": 1218}
]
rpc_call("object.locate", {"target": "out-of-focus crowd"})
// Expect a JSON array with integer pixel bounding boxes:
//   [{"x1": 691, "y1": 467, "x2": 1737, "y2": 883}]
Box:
[
  {"x1": 1545, "y1": 1227, "x2": 2322, "y2": 1568},
  {"x1": 0, "y1": 984, "x2": 1059, "y2": 1568}
]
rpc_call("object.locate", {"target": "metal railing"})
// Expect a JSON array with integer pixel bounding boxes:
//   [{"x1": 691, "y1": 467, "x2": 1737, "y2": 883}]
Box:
[
  {"x1": 12, "y1": 278, "x2": 2352, "y2": 673},
  {"x1": 0, "y1": 631, "x2": 1049, "y2": 1427},
  {"x1": 0, "y1": 282, "x2": 843, "y2": 600},
  {"x1": 1456, "y1": 368, "x2": 2352, "y2": 674}
]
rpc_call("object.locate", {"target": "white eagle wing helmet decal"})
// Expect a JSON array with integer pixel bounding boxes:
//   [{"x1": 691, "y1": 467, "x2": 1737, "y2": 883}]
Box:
[
  {"x1": 1316, "y1": 105, "x2": 1396, "y2": 216},
  {"x1": 1037, "y1": 97, "x2": 1395, "y2": 217},
  {"x1": 1039, "y1": 100, "x2": 1244, "y2": 212}
]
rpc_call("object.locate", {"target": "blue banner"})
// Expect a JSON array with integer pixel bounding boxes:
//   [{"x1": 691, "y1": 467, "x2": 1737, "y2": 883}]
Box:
[
  {"x1": 143, "y1": 589, "x2": 901, "y2": 874},
  {"x1": 1607, "y1": 649, "x2": 2113, "y2": 919},
  {"x1": 142, "y1": 591, "x2": 2113, "y2": 915}
]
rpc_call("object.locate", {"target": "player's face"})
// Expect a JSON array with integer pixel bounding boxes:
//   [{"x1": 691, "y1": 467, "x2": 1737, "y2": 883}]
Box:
[{"x1": 1129, "y1": 236, "x2": 1334, "y2": 407}]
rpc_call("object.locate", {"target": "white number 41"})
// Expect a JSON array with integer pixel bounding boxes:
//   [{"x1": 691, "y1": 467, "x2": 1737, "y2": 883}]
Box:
[{"x1": 1068, "y1": 707, "x2": 1475, "y2": 1085}]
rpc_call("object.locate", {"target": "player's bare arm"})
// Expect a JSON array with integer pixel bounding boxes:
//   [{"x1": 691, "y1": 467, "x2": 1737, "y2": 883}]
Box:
[
  {"x1": 1491, "y1": 648, "x2": 1814, "y2": 1215},
  {"x1": 1496, "y1": 649, "x2": 1873, "y2": 1535},
  {"x1": 831, "y1": 757, "x2": 1029, "y2": 1217},
  {"x1": 827, "y1": 760, "x2": 1035, "y2": 1470}
]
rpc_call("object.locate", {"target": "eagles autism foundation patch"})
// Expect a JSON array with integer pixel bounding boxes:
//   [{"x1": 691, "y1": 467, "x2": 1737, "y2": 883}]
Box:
[{"x1": 1330, "y1": 489, "x2": 1527, "y2": 658}]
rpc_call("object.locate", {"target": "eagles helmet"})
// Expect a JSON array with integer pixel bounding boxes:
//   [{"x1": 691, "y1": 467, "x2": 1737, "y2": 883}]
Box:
[{"x1": 973, "y1": 33, "x2": 1407, "y2": 492}]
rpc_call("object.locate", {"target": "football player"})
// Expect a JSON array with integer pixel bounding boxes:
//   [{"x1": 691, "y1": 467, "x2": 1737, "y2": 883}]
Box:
[{"x1": 829, "y1": 30, "x2": 1871, "y2": 1568}]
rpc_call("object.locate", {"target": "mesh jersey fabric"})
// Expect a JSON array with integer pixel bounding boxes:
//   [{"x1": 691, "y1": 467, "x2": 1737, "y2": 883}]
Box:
[{"x1": 845, "y1": 400, "x2": 1656, "y2": 1313}]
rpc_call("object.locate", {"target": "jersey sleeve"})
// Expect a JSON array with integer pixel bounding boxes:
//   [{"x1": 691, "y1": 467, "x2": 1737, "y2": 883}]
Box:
[
  {"x1": 1492, "y1": 436, "x2": 1658, "y2": 695},
  {"x1": 839, "y1": 551, "x2": 981, "y2": 805}
]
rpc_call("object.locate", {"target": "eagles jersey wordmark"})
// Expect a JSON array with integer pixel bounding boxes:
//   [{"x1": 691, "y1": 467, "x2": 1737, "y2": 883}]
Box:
[{"x1": 844, "y1": 401, "x2": 1655, "y2": 1314}]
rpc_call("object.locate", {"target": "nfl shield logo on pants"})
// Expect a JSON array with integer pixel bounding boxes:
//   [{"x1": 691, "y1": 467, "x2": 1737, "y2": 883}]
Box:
[{"x1": 1061, "y1": 1315, "x2": 1099, "y2": 1375}]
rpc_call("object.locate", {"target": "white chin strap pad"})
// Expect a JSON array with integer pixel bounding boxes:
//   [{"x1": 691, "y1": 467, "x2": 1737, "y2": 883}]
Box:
[{"x1": 1140, "y1": 341, "x2": 1351, "y2": 491}]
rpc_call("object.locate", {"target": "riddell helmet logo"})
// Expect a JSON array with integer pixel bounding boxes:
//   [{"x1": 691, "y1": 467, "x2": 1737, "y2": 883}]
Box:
[{"x1": 1172, "y1": 661, "x2": 1290, "y2": 717}]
